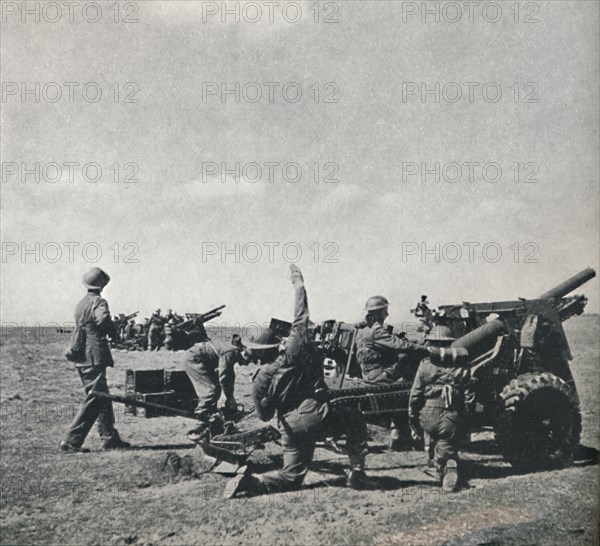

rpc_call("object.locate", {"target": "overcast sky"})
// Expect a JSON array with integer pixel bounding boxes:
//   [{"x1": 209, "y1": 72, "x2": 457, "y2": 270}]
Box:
[{"x1": 1, "y1": 1, "x2": 598, "y2": 327}]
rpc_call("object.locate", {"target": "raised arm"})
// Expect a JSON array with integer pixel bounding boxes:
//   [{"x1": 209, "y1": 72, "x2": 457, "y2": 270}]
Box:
[{"x1": 285, "y1": 265, "x2": 310, "y2": 362}]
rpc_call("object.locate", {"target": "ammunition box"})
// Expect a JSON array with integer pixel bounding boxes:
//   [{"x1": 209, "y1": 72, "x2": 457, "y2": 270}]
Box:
[
  {"x1": 164, "y1": 369, "x2": 198, "y2": 410},
  {"x1": 125, "y1": 369, "x2": 165, "y2": 394}
]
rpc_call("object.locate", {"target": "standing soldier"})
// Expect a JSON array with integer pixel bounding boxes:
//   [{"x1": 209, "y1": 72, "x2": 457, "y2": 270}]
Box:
[
  {"x1": 355, "y1": 295, "x2": 429, "y2": 450},
  {"x1": 408, "y1": 325, "x2": 470, "y2": 492},
  {"x1": 413, "y1": 295, "x2": 433, "y2": 333},
  {"x1": 225, "y1": 265, "x2": 370, "y2": 498},
  {"x1": 124, "y1": 319, "x2": 135, "y2": 340},
  {"x1": 148, "y1": 309, "x2": 163, "y2": 351},
  {"x1": 61, "y1": 267, "x2": 131, "y2": 452}
]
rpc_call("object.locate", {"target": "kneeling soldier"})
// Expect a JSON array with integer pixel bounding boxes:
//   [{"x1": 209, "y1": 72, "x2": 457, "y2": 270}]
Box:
[
  {"x1": 225, "y1": 265, "x2": 370, "y2": 498},
  {"x1": 408, "y1": 325, "x2": 470, "y2": 492}
]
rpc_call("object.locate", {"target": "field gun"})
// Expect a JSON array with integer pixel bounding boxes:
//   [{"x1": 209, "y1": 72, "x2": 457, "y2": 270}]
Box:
[
  {"x1": 311, "y1": 268, "x2": 596, "y2": 470},
  {"x1": 175, "y1": 305, "x2": 226, "y2": 331},
  {"x1": 164, "y1": 305, "x2": 226, "y2": 350},
  {"x1": 425, "y1": 267, "x2": 595, "y2": 469},
  {"x1": 116, "y1": 311, "x2": 139, "y2": 324}
]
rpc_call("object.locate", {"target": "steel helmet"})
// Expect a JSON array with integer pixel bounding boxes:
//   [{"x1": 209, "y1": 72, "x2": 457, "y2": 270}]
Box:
[
  {"x1": 82, "y1": 267, "x2": 110, "y2": 290},
  {"x1": 365, "y1": 295, "x2": 390, "y2": 312},
  {"x1": 425, "y1": 325, "x2": 455, "y2": 342}
]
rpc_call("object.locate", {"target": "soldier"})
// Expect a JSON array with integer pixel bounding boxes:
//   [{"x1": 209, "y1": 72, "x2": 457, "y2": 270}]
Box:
[
  {"x1": 355, "y1": 295, "x2": 429, "y2": 450},
  {"x1": 61, "y1": 267, "x2": 131, "y2": 453},
  {"x1": 148, "y1": 309, "x2": 164, "y2": 351},
  {"x1": 225, "y1": 265, "x2": 370, "y2": 499},
  {"x1": 164, "y1": 318, "x2": 179, "y2": 351},
  {"x1": 183, "y1": 333, "x2": 248, "y2": 432},
  {"x1": 413, "y1": 295, "x2": 433, "y2": 333},
  {"x1": 124, "y1": 319, "x2": 135, "y2": 340},
  {"x1": 408, "y1": 325, "x2": 470, "y2": 492}
]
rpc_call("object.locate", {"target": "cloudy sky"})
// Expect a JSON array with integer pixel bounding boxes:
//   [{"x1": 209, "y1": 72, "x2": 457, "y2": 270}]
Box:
[{"x1": 1, "y1": 1, "x2": 598, "y2": 327}]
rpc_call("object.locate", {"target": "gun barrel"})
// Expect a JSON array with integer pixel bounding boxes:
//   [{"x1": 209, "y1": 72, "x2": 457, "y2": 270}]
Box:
[
  {"x1": 538, "y1": 268, "x2": 596, "y2": 299},
  {"x1": 208, "y1": 304, "x2": 226, "y2": 313},
  {"x1": 452, "y1": 319, "x2": 507, "y2": 358}
]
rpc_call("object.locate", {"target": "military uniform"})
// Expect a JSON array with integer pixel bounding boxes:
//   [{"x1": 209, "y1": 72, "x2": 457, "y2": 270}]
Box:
[
  {"x1": 355, "y1": 297, "x2": 430, "y2": 450},
  {"x1": 250, "y1": 346, "x2": 368, "y2": 492},
  {"x1": 148, "y1": 312, "x2": 164, "y2": 351},
  {"x1": 409, "y1": 355, "x2": 470, "y2": 490},
  {"x1": 226, "y1": 265, "x2": 369, "y2": 498},
  {"x1": 356, "y1": 321, "x2": 429, "y2": 383},
  {"x1": 183, "y1": 339, "x2": 243, "y2": 417},
  {"x1": 62, "y1": 268, "x2": 128, "y2": 451}
]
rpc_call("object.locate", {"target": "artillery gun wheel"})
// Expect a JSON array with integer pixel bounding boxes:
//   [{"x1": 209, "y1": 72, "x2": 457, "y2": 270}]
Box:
[{"x1": 494, "y1": 372, "x2": 581, "y2": 470}]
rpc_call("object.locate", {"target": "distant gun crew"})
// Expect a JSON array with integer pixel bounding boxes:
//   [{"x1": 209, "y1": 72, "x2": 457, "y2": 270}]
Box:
[
  {"x1": 165, "y1": 305, "x2": 226, "y2": 351},
  {"x1": 111, "y1": 312, "x2": 139, "y2": 344}
]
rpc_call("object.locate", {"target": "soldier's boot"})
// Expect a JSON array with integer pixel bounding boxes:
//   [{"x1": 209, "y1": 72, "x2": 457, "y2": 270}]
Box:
[
  {"x1": 187, "y1": 410, "x2": 213, "y2": 442},
  {"x1": 346, "y1": 468, "x2": 371, "y2": 490},
  {"x1": 188, "y1": 410, "x2": 227, "y2": 442},
  {"x1": 388, "y1": 428, "x2": 402, "y2": 451},
  {"x1": 442, "y1": 459, "x2": 459, "y2": 492},
  {"x1": 224, "y1": 466, "x2": 267, "y2": 499},
  {"x1": 346, "y1": 452, "x2": 371, "y2": 490},
  {"x1": 103, "y1": 437, "x2": 131, "y2": 450},
  {"x1": 102, "y1": 430, "x2": 131, "y2": 450},
  {"x1": 59, "y1": 440, "x2": 90, "y2": 454}
]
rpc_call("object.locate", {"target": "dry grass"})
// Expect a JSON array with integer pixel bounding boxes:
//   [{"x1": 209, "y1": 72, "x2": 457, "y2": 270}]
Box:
[{"x1": 1, "y1": 317, "x2": 598, "y2": 545}]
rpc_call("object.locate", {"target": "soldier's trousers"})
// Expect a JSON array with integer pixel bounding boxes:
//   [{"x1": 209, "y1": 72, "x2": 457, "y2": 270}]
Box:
[
  {"x1": 259, "y1": 399, "x2": 369, "y2": 493},
  {"x1": 419, "y1": 402, "x2": 464, "y2": 464},
  {"x1": 64, "y1": 366, "x2": 118, "y2": 447},
  {"x1": 183, "y1": 360, "x2": 220, "y2": 415},
  {"x1": 148, "y1": 328, "x2": 162, "y2": 351}
]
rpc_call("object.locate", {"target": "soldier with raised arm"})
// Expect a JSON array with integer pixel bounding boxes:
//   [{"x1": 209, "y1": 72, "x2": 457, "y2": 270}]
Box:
[{"x1": 225, "y1": 265, "x2": 370, "y2": 498}]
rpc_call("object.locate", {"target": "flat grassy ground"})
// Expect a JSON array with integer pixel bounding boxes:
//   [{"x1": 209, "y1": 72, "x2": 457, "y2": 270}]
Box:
[{"x1": 1, "y1": 316, "x2": 598, "y2": 546}]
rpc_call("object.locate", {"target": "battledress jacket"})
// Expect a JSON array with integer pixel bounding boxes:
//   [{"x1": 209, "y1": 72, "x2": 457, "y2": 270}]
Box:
[
  {"x1": 75, "y1": 292, "x2": 117, "y2": 368},
  {"x1": 184, "y1": 340, "x2": 241, "y2": 399},
  {"x1": 356, "y1": 321, "x2": 428, "y2": 381},
  {"x1": 408, "y1": 358, "x2": 471, "y2": 415},
  {"x1": 252, "y1": 269, "x2": 326, "y2": 421}
]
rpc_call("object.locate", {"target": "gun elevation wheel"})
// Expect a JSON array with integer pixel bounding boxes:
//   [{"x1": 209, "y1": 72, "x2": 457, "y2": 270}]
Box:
[{"x1": 494, "y1": 372, "x2": 581, "y2": 470}]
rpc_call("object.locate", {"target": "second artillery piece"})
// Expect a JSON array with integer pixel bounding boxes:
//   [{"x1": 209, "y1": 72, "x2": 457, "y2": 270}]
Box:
[
  {"x1": 436, "y1": 267, "x2": 596, "y2": 469},
  {"x1": 164, "y1": 305, "x2": 226, "y2": 351},
  {"x1": 312, "y1": 268, "x2": 596, "y2": 470}
]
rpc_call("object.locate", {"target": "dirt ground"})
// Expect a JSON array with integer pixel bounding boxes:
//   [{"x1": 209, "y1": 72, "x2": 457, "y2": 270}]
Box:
[{"x1": 1, "y1": 316, "x2": 598, "y2": 546}]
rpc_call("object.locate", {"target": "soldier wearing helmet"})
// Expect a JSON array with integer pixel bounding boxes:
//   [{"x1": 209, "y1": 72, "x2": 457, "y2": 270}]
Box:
[
  {"x1": 148, "y1": 309, "x2": 164, "y2": 351},
  {"x1": 356, "y1": 295, "x2": 430, "y2": 450},
  {"x1": 409, "y1": 325, "x2": 471, "y2": 492},
  {"x1": 356, "y1": 295, "x2": 429, "y2": 383},
  {"x1": 225, "y1": 265, "x2": 370, "y2": 498},
  {"x1": 61, "y1": 267, "x2": 131, "y2": 453}
]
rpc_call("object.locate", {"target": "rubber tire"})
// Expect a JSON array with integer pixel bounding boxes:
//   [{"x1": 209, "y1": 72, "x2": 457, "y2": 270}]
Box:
[{"x1": 494, "y1": 372, "x2": 581, "y2": 470}]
